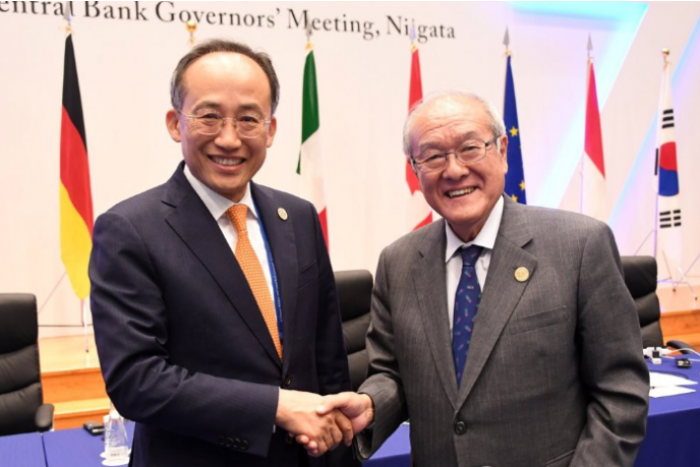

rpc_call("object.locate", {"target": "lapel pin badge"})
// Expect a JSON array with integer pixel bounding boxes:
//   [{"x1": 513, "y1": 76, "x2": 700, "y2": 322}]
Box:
[
  {"x1": 277, "y1": 207, "x2": 288, "y2": 221},
  {"x1": 514, "y1": 267, "x2": 529, "y2": 283}
]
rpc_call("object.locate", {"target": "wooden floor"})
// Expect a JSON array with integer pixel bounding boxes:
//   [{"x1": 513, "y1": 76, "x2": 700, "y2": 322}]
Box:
[
  {"x1": 39, "y1": 285, "x2": 700, "y2": 430},
  {"x1": 657, "y1": 283, "x2": 700, "y2": 349},
  {"x1": 39, "y1": 334, "x2": 110, "y2": 430}
]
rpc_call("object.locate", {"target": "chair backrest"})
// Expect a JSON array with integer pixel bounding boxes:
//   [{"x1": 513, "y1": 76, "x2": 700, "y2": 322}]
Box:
[
  {"x1": 334, "y1": 270, "x2": 373, "y2": 392},
  {"x1": 0, "y1": 293, "x2": 44, "y2": 436},
  {"x1": 620, "y1": 256, "x2": 664, "y2": 348}
]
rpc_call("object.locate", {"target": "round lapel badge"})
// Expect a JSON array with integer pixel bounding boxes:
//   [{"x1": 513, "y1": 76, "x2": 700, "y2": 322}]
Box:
[
  {"x1": 277, "y1": 207, "x2": 288, "y2": 221},
  {"x1": 514, "y1": 267, "x2": 530, "y2": 283}
]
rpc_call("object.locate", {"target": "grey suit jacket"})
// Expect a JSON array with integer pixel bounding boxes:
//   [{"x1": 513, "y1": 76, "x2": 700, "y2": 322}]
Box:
[{"x1": 357, "y1": 197, "x2": 649, "y2": 467}]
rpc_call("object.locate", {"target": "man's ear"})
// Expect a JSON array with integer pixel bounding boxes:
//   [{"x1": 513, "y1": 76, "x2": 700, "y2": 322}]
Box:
[
  {"x1": 406, "y1": 154, "x2": 418, "y2": 175},
  {"x1": 266, "y1": 116, "x2": 277, "y2": 148},
  {"x1": 499, "y1": 134, "x2": 509, "y2": 174},
  {"x1": 166, "y1": 109, "x2": 182, "y2": 142}
]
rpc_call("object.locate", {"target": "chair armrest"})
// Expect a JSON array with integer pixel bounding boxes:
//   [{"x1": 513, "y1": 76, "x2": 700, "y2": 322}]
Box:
[
  {"x1": 35, "y1": 403, "x2": 54, "y2": 432},
  {"x1": 666, "y1": 340, "x2": 697, "y2": 355}
]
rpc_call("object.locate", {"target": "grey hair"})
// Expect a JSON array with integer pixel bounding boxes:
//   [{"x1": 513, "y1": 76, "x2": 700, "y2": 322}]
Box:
[
  {"x1": 402, "y1": 90, "x2": 506, "y2": 157},
  {"x1": 170, "y1": 38, "x2": 280, "y2": 115}
]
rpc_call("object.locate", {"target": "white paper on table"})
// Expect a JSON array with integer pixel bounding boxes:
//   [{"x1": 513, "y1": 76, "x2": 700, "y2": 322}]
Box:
[
  {"x1": 649, "y1": 385, "x2": 696, "y2": 398},
  {"x1": 649, "y1": 372, "x2": 698, "y2": 388}
]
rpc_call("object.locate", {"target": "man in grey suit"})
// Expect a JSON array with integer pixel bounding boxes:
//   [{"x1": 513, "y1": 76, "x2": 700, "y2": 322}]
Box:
[{"x1": 310, "y1": 91, "x2": 649, "y2": 466}]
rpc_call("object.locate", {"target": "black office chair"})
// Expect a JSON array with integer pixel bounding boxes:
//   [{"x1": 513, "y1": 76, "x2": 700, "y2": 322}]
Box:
[
  {"x1": 0, "y1": 293, "x2": 54, "y2": 436},
  {"x1": 335, "y1": 270, "x2": 373, "y2": 392},
  {"x1": 620, "y1": 256, "x2": 692, "y2": 352}
]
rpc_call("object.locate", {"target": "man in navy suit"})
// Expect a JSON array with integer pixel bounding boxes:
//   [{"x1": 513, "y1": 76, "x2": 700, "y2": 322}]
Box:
[{"x1": 90, "y1": 39, "x2": 357, "y2": 467}]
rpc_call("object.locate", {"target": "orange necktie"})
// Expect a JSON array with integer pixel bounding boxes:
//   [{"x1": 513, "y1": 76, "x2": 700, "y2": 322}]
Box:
[{"x1": 226, "y1": 204, "x2": 282, "y2": 358}]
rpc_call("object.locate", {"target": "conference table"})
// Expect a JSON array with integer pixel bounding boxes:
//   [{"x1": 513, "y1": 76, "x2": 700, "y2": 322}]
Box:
[
  {"x1": 3, "y1": 357, "x2": 699, "y2": 467},
  {"x1": 42, "y1": 422, "x2": 136, "y2": 467},
  {"x1": 0, "y1": 431, "x2": 45, "y2": 467},
  {"x1": 39, "y1": 422, "x2": 408, "y2": 467},
  {"x1": 635, "y1": 356, "x2": 700, "y2": 467}
]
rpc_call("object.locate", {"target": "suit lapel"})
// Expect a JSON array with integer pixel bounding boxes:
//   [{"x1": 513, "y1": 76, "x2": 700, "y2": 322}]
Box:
[
  {"x1": 457, "y1": 197, "x2": 536, "y2": 406},
  {"x1": 162, "y1": 167, "x2": 282, "y2": 367},
  {"x1": 413, "y1": 222, "x2": 460, "y2": 408},
  {"x1": 250, "y1": 183, "x2": 298, "y2": 372}
]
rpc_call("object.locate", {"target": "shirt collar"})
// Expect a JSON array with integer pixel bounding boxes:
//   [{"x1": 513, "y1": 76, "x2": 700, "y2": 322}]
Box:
[
  {"x1": 445, "y1": 195, "x2": 504, "y2": 263},
  {"x1": 183, "y1": 165, "x2": 259, "y2": 221}
]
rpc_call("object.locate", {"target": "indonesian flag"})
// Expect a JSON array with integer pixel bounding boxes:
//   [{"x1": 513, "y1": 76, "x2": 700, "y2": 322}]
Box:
[
  {"x1": 655, "y1": 56, "x2": 682, "y2": 279},
  {"x1": 297, "y1": 41, "x2": 329, "y2": 247},
  {"x1": 60, "y1": 31, "x2": 94, "y2": 299},
  {"x1": 581, "y1": 58, "x2": 606, "y2": 221},
  {"x1": 406, "y1": 33, "x2": 432, "y2": 231}
]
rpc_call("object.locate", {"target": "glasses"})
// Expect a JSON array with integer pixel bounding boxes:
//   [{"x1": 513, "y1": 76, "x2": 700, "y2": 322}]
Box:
[
  {"x1": 177, "y1": 109, "x2": 271, "y2": 138},
  {"x1": 411, "y1": 137, "x2": 498, "y2": 173}
]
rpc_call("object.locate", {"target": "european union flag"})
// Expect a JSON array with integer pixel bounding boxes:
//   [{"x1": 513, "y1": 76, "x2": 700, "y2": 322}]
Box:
[{"x1": 503, "y1": 55, "x2": 527, "y2": 204}]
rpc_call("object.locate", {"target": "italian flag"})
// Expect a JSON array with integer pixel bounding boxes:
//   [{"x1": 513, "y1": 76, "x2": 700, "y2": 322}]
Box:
[
  {"x1": 60, "y1": 31, "x2": 94, "y2": 299},
  {"x1": 581, "y1": 57, "x2": 606, "y2": 221},
  {"x1": 297, "y1": 41, "x2": 329, "y2": 247}
]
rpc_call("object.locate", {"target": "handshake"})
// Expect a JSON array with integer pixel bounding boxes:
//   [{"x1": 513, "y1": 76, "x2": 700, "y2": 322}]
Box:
[{"x1": 275, "y1": 389, "x2": 375, "y2": 457}]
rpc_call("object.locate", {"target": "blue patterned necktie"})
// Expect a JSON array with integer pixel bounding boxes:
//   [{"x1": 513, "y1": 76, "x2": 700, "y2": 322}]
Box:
[{"x1": 453, "y1": 245, "x2": 483, "y2": 386}]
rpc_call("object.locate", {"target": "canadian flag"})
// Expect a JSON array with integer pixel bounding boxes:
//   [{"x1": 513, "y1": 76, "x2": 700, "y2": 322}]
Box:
[{"x1": 405, "y1": 34, "x2": 432, "y2": 231}]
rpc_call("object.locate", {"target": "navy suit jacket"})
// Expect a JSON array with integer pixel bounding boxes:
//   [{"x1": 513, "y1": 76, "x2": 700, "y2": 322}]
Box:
[{"x1": 90, "y1": 164, "x2": 356, "y2": 467}]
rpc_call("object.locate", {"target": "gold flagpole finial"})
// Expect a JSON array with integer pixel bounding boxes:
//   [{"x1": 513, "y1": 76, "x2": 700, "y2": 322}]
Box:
[
  {"x1": 63, "y1": 1, "x2": 72, "y2": 34},
  {"x1": 410, "y1": 24, "x2": 418, "y2": 53},
  {"x1": 662, "y1": 48, "x2": 670, "y2": 69},
  {"x1": 186, "y1": 20, "x2": 197, "y2": 47},
  {"x1": 503, "y1": 27, "x2": 511, "y2": 57},
  {"x1": 305, "y1": 22, "x2": 313, "y2": 50}
]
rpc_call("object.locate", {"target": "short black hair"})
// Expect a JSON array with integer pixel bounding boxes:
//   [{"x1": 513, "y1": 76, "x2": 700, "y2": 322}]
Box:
[{"x1": 170, "y1": 38, "x2": 280, "y2": 115}]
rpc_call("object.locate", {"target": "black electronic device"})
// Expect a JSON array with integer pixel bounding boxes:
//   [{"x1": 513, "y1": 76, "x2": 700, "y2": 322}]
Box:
[
  {"x1": 83, "y1": 422, "x2": 105, "y2": 435},
  {"x1": 676, "y1": 358, "x2": 692, "y2": 369}
]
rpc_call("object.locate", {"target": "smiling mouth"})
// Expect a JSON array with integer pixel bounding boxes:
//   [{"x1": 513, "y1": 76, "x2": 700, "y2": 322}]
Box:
[
  {"x1": 446, "y1": 187, "x2": 476, "y2": 198},
  {"x1": 211, "y1": 156, "x2": 243, "y2": 167}
]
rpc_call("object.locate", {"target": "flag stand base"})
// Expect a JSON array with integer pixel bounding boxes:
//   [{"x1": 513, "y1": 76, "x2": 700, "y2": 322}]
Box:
[
  {"x1": 658, "y1": 250, "x2": 698, "y2": 300},
  {"x1": 633, "y1": 230, "x2": 654, "y2": 256},
  {"x1": 37, "y1": 270, "x2": 92, "y2": 352},
  {"x1": 633, "y1": 229, "x2": 696, "y2": 299},
  {"x1": 670, "y1": 249, "x2": 700, "y2": 300}
]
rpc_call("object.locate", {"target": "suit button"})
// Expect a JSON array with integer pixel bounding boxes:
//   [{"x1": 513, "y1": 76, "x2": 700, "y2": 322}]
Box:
[
  {"x1": 283, "y1": 375, "x2": 292, "y2": 387},
  {"x1": 233, "y1": 438, "x2": 241, "y2": 450},
  {"x1": 285, "y1": 434, "x2": 295, "y2": 445},
  {"x1": 454, "y1": 421, "x2": 467, "y2": 435},
  {"x1": 224, "y1": 437, "x2": 234, "y2": 448},
  {"x1": 217, "y1": 436, "x2": 226, "y2": 446},
  {"x1": 240, "y1": 439, "x2": 249, "y2": 451}
]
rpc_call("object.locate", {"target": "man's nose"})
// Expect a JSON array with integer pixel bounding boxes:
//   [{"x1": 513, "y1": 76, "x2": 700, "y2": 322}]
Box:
[
  {"x1": 215, "y1": 118, "x2": 242, "y2": 148},
  {"x1": 443, "y1": 153, "x2": 470, "y2": 179}
]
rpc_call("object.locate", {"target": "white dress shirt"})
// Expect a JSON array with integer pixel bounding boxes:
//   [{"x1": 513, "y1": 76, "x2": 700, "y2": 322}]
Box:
[
  {"x1": 445, "y1": 196, "x2": 504, "y2": 333},
  {"x1": 183, "y1": 166, "x2": 276, "y2": 304}
]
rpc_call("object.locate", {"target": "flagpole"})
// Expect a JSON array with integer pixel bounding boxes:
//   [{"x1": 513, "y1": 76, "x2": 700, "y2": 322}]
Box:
[
  {"x1": 652, "y1": 49, "x2": 669, "y2": 260},
  {"x1": 80, "y1": 299, "x2": 90, "y2": 352},
  {"x1": 580, "y1": 35, "x2": 592, "y2": 215}
]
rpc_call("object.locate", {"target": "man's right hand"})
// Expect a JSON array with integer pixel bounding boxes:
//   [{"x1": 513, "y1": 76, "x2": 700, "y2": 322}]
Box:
[
  {"x1": 296, "y1": 392, "x2": 375, "y2": 456},
  {"x1": 316, "y1": 392, "x2": 375, "y2": 434},
  {"x1": 275, "y1": 389, "x2": 353, "y2": 456}
]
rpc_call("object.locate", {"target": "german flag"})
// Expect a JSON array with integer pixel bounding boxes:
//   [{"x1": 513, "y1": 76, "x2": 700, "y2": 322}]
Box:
[{"x1": 60, "y1": 31, "x2": 93, "y2": 300}]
